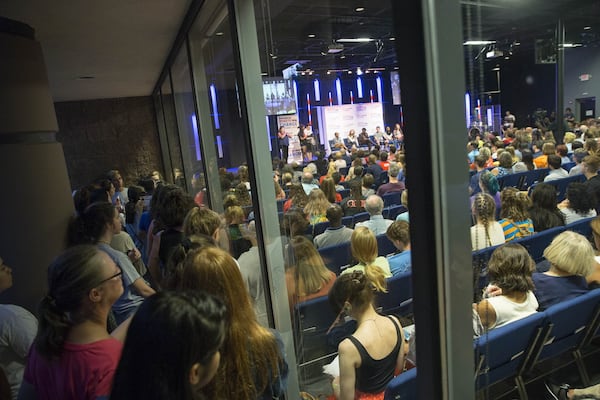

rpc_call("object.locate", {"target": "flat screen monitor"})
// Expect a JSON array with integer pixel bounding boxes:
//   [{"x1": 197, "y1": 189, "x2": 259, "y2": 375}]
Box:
[{"x1": 263, "y1": 78, "x2": 297, "y2": 115}]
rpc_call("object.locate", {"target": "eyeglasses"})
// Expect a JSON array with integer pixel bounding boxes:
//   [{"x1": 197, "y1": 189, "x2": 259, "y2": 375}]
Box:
[{"x1": 96, "y1": 271, "x2": 122, "y2": 286}]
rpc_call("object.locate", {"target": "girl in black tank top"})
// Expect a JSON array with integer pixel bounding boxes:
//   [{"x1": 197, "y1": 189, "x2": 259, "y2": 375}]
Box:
[{"x1": 328, "y1": 271, "x2": 408, "y2": 400}]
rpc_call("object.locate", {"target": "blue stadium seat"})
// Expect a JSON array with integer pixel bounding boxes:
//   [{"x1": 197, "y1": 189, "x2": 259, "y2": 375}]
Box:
[
  {"x1": 529, "y1": 174, "x2": 585, "y2": 202},
  {"x1": 339, "y1": 166, "x2": 350, "y2": 176},
  {"x1": 522, "y1": 168, "x2": 549, "y2": 190},
  {"x1": 565, "y1": 216, "x2": 594, "y2": 239},
  {"x1": 387, "y1": 205, "x2": 408, "y2": 220},
  {"x1": 382, "y1": 191, "x2": 402, "y2": 207},
  {"x1": 497, "y1": 171, "x2": 527, "y2": 190},
  {"x1": 472, "y1": 244, "x2": 501, "y2": 297},
  {"x1": 377, "y1": 234, "x2": 397, "y2": 257},
  {"x1": 353, "y1": 212, "x2": 370, "y2": 225},
  {"x1": 562, "y1": 161, "x2": 576, "y2": 172},
  {"x1": 338, "y1": 188, "x2": 350, "y2": 199},
  {"x1": 376, "y1": 272, "x2": 413, "y2": 317},
  {"x1": 512, "y1": 225, "x2": 566, "y2": 264},
  {"x1": 341, "y1": 215, "x2": 354, "y2": 228},
  {"x1": 318, "y1": 242, "x2": 352, "y2": 275},
  {"x1": 384, "y1": 367, "x2": 417, "y2": 400},
  {"x1": 474, "y1": 312, "x2": 547, "y2": 397}
]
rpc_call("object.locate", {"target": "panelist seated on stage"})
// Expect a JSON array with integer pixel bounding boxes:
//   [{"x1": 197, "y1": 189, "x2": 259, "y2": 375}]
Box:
[
  {"x1": 358, "y1": 128, "x2": 372, "y2": 149},
  {"x1": 330, "y1": 131, "x2": 347, "y2": 151},
  {"x1": 346, "y1": 129, "x2": 359, "y2": 149}
]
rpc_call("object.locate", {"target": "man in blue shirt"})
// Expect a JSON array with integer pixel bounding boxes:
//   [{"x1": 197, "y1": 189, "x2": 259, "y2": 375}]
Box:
[{"x1": 386, "y1": 220, "x2": 412, "y2": 275}]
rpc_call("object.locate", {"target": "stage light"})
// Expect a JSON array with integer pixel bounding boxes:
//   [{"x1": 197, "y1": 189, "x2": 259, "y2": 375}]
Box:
[{"x1": 463, "y1": 40, "x2": 496, "y2": 46}]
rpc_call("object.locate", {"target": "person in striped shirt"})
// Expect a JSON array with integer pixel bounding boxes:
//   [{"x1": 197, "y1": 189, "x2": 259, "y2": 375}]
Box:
[{"x1": 498, "y1": 187, "x2": 534, "y2": 241}]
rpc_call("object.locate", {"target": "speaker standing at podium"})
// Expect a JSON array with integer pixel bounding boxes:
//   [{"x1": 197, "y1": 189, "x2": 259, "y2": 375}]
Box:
[{"x1": 278, "y1": 126, "x2": 291, "y2": 164}]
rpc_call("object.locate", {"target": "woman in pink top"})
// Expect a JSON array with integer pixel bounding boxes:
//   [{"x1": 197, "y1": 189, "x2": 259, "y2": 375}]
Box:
[{"x1": 19, "y1": 245, "x2": 125, "y2": 400}]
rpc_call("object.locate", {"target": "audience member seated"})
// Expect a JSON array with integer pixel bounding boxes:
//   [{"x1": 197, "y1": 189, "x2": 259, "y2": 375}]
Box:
[
  {"x1": 321, "y1": 177, "x2": 342, "y2": 203},
  {"x1": 328, "y1": 271, "x2": 408, "y2": 400},
  {"x1": 582, "y1": 154, "x2": 600, "y2": 212},
  {"x1": 301, "y1": 171, "x2": 319, "y2": 195},
  {"x1": 545, "y1": 381, "x2": 600, "y2": 400},
  {"x1": 341, "y1": 181, "x2": 366, "y2": 217},
  {"x1": 471, "y1": 193, "x2": 505, "y2": 251},
  {"x1": 282, "y1": 209, "x2": 311, "y2": 242},
  {"x1": 528, "y1": 183, "x2": 565, "y2": 232},
  {"x1": 365, "y1": 154, "x2": 383, "y2": 182},
  {"x1": 568, "y1": 148, "x2": 587, "y2": 176},
  {"x1": 533, "y1": 231, "x2": 596, "y2": 310},
  {"x1": 345, "y1": 159, "x2": 363, "y2": 183},
  {"x1": 68, "y1": 202, "x2": 155, "y2": 323},
  {"x1": 304, "y1": 188, "x2": 330, "y2": 225},
  {"x1": 334, "y1": 150, "x2": 348, "y2": 171},
  {"x1": 284, "y1": 182, "x2": 309, "y2": 213},
  {"x1": 491, "y1": 151, "x2": 513, "y2": 177},
  {"x1": 285, "y1": 236, "x2": 336, "y2": 310},
  {"x1": 233, "y1": 182, "x2": 252, "y2": 207},
  {"x1": 469, "y1": 155, "x2": 487, "y2": 195},
  {"x1": 473, "y1": 171, "x2": 501, "y2": 217},
  {"x1": 0, "y1": 257, "x2": 37, "y2": 400},
  {"x1": 558, "y1": 182, "x2": 597, "y2": 224},
  {"x1": 342, "y1": 227, "x2": 392, "y2": 277},
  {"x1": 225, "y1": 206, "x2": 252, "y2": 259},
  {"x1": 533, "y1": 142, "x2": 555, "y2": 169},
  {"x1": 19, "y1": 246, "x2": 126, "y2": 400},
  {"x1": 376, "y1": 163, "x2": 405, "y2": 197},
  {"x1": 512, "y1": 148, "x2": 536, "y2": 172},
  {"x1": 314, "y1": 204, "x2": 354, "y2": 249},
  {"x1": 355, "y1": 195, "x2": 394, "y2": 236},
  {"x1": 110, "y1": 291, "x2": 226, "y2": 400},
  {"x1": 386, "y1": 221, "x2": 412, "y2": 275},
  {"x1": 556, "y1": 144, "x2": 571, "y2": 165},
  {"x1": 498, "y1": 187, "x2": 534, "y2": 242},
  {"x1": 396, "y1": 190, "x2": 410, "y2": 223},
  {"x1": 544, "y1": 154, "x2": 568, "y2": 182},
  {"x1": 475, "y1": 244, "x2": 538, "y2": 332},
  {"x1": 179, "y1": 246, "x2": 289, "y2": 399},
  {"x1": 361, "y1": 174, "x2": 376, "y2": 197}
]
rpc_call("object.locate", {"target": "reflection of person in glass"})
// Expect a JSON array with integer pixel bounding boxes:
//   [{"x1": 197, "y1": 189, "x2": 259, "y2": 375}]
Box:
[{"x1": 278, "y1": 126, "x2": 291, "y2": 164}]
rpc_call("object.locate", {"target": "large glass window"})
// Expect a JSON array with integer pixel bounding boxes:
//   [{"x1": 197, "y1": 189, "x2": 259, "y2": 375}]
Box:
[{"x1": 160, "y1": 77, "x2": 185, "y2": 185}]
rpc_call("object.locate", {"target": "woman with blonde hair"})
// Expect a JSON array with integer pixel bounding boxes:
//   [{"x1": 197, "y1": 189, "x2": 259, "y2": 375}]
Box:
[
  {"x1": 471, "y1": 193, "x2": 505, "y2": 251},
  {"x1": 533, "y1": 231, "x2": 598, "y2": 310},
  {"x1": 499, "y1": 187, "x2": 534, "y2": 241},
  {"x1": 183, "y1": 206, "x2": 229, "y2": 253},
  {"x1": 179, "y1": 246, "x2": 288, "y2": 399},
  {"x1": 342, "y1": 227, "x2": 392, "y2": 288},
  {"x1": 304, "y1": 188, "x2": 331, "y2": 225},
  {"x1": 285, "y1": 236, "x2": 336, "y2": 310}
]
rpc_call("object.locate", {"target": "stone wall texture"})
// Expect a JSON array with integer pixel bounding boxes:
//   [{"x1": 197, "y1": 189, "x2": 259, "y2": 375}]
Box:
[{"x1": 55, "y1": 96, "x2": 163, "y2": 190}]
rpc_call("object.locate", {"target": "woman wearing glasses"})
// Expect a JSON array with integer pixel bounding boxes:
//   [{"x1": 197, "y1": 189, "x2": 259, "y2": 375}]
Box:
[
  {"x1": 328, "y1": 271, "x2": 408, "y2": 400},
  {"x1": 18, "y1": 245, "x2": 126, "y2": 400},
  {"x1": 68, "y1": 202, "x2": 155, "y2": 323}
]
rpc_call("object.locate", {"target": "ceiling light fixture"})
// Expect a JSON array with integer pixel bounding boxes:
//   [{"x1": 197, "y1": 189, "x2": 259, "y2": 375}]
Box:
[
  {"x1": 355, "y1": 7, "x2": 365, "y2": 12},
  {"x1": 562, "y1": 43, "x2": 583, "y2": 48},
  {"x1": 215, "y1": 32, "x2": 224, "y2": 36},
  {"x1": 389, "y1": 37, "x2": 396, "y2": 41},
  {"x1": 308, "y1": 34, "x2": 316, "y2": 38},
  {"x1": 463, "y1": 40, "x2": 496, "y2": 46},
  {"x1": 356, "y1": 67, "x2": 363, "y2": 75},
  {"x1": 584, "y1": 26, "x2": 591, "y2": 30},
  {"x1": 337, "y1": 38, "x2": 374, "y2": 43}
]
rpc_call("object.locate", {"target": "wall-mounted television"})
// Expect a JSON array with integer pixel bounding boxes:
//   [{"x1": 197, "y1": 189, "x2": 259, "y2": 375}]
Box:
[{"x1": 263, "y1": 78, "x2": 297, "y2": 116}]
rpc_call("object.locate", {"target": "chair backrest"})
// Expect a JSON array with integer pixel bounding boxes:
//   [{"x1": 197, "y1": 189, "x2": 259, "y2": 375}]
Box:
[
  {"x1": 535, "y1": 289, "x2": 600, "y2": 362},
  {"x1": 522, "y1": 168, "x2": 549, "y2": 190},
  {"x1": 382, "y1": 191, "x2": 402, "y2": 207},
  {"x1": 512, "y1": 225, "x2": 566, "y2": 264},
  {"x1": 353, "y1": 212, "x2": 370, "y2": 225},
  {"x1": 310, "y1": 221, "x2": 330, "y2": 237},
  {"x1": 472, "y1": 244, "x2": 501, "y2": 297},
  {"x1": 474, "y1": 312, "x2": 547, "y2": 390},
  {"x1": 339, "y1": 188, "x2": 350, "y2": 199},
  {"x1": 377, "y1": 234, "x2": 397, "y2": 257},
  {"x1": 562, "y1": 161, "x2": 576, "y2": 172},
  {"x1": 339, "y1": 166, "x2": 350, "y2": 176},
  {"x1": 565, "y1": 216, "x2": 594, "y2": 239},
  {"x1": 318, "y1": 242, "x2": 352, "y2": 274},
  {"x1": 497, "y1": 171, "x2": 527, "y2": 190},
  {"x1": 534, "y1": 174, "x2": 586, "y2": 202},
  {"x1": 388, "y1": 205, "x2": 408, "y2": 220},
  {"x1": 376, "y1": 272, "x2": 413, "y2": 317},
  {"x1": 384, "y1": 368, "x2": 417, "y2": 400},
  {"x1": 341, "y1": 215, "x2": 354, "y2": 228}
]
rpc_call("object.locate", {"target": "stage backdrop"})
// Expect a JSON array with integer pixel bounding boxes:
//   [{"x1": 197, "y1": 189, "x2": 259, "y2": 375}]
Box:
[
  {"x1": 318, "y1": 103, "x2": 384, "y2": 154},
  {"x1": 276, "y1": 114, "x2": 303, "y2": 164}
]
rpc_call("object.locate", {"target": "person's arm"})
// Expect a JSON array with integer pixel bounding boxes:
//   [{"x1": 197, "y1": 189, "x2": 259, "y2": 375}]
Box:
[
  {"x1": 586, "y1": 261, "x2": 600, "y2": 285},
  {"x1": 132, "y1": 277, "x2": 156, "y2": 298},
  {"x1": 337, "y1": 339, "x2": 359, "y2": 400},
  {"x1": 146, "y1": 219, "x2": 155, "y2": 259},
  {"x1": 474, "y1": 300, "x2": 497, "y2": 329},
  {"x1": 17, "y1": 381, "x2": 38, "y2": 400}
]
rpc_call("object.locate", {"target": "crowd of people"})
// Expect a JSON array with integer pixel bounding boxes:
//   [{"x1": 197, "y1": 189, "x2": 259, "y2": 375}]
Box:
[{"x1": 2, "y1": 114, "x2": 600, "y2": 399}]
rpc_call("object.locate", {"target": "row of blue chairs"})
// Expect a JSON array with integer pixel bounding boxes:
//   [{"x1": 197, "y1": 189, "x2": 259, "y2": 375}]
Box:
[
  {"x1": 472, "y1": 217, "x2": 594, "y2": 295},
  {"x1": 385, "y1": 289, "x2": 600, "y2": 399},
  {"x1": 528, "y1": 173, "x2": 585, "y2": 202},
  {"x1": 497, "y1": 168, "x2": 549, "y2": 190}
]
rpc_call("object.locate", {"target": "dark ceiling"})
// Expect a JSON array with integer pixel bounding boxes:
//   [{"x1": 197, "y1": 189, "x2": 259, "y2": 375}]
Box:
[{"x1": 252, "y1": 0, "x2": 600, "y2": 77}]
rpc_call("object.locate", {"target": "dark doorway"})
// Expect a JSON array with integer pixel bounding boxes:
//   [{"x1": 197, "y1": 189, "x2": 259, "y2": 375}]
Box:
[{"x1": 577, "y1": 97, "x2": 596, "y2": 120}]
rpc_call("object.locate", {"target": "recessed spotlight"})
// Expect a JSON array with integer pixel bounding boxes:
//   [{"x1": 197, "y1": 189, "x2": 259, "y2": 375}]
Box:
[
  {"x1": 389, "y1": 37, "x2": 396, "y2": 41},
  {"x1": 504, "y1": 56, "x2": 510, "y2": 60},
  {"x1": 513, "y1": 41, "x2": 521, "y2": 46},
  {"x1": 261, "y1": 72, "x2": 267, "y2": 76},
  {"x1": 327, "y1": 71, "x2": 331, "y2": 75},
  {"x1": 394, "y1": 66, "x2": 399, "y2": 70},
  {"x1": 348, "y1": 70, "x2": 353, "y2": 74},
  {"x1": 215, "y1": 32, "x2": 224, "y2": 36},
  {"x1": 340, "y1": 55, "x2": 346, "y2": 59},
  {"x1": 76, "y1": 76, "x2": 95, "y2": 80},
  {"x1": 308, "y1": 34, "x2": 316, "y2": 38},
  {"x1": 355, "y1": 7, "x2": 365, "y2": 12},
  {"x1": 584, "y1": 26, "x2": 591, "y2": 30}
]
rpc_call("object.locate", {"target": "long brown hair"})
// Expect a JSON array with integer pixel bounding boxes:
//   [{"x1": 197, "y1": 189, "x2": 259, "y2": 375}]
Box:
[
  {"x1": 180, "y1": 247, "x2": 282, "y2": 399},
  {"x1": 289, "y1": 236, "x2": 333, "y2": 295},
  {"x1": 350, "y1": 227, "x2": 387, "y2": 292}
]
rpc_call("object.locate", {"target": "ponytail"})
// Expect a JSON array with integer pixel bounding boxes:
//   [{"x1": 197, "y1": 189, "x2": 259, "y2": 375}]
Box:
[
  {"x1": 36, "y1": 295, "x2": 72, "y2": 359},
  {"x1": 364, "y1": 263, "x2": 388, "y2": 293}
]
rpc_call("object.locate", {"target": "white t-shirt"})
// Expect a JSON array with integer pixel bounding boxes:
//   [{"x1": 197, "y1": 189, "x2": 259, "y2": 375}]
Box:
[
  {"x1": 0, "y1": 304, "x2": 38, "y2": 399},
  {"x1": 471, "y1": 222, "x2": 505, "y2": 251},
  {"x1": 485, "y1": 291, "x2": 538, "y2": 329}
]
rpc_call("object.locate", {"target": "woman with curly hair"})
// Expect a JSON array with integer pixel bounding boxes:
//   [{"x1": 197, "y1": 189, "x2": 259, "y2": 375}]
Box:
[
  {"x1": 471, "y1": 193, "x2": 505, "y2": 251},
  {"x1": 304, "y1": 188, "x2": 331, "y2": 225},
  {"x1": 283, "y1": 182, "x2": 309, "y2": 212},
  {"x1": 180, "y1": 246, "x2": 288, "y2": 399},
  {"x1": 498, "y1": 187, "x2": 534, "y2": 241},
  {"x1": 559, "y1": 182, "x2": 597, "y2": 224},
  {"x1": 475, "y1": 243, "x2": 538, "y2": 330}
]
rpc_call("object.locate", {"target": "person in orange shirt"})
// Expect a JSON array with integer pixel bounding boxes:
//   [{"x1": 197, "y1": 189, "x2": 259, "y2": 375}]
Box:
[{"x1": 533, "y1": 142, "x2": 555, "y2": 169}]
